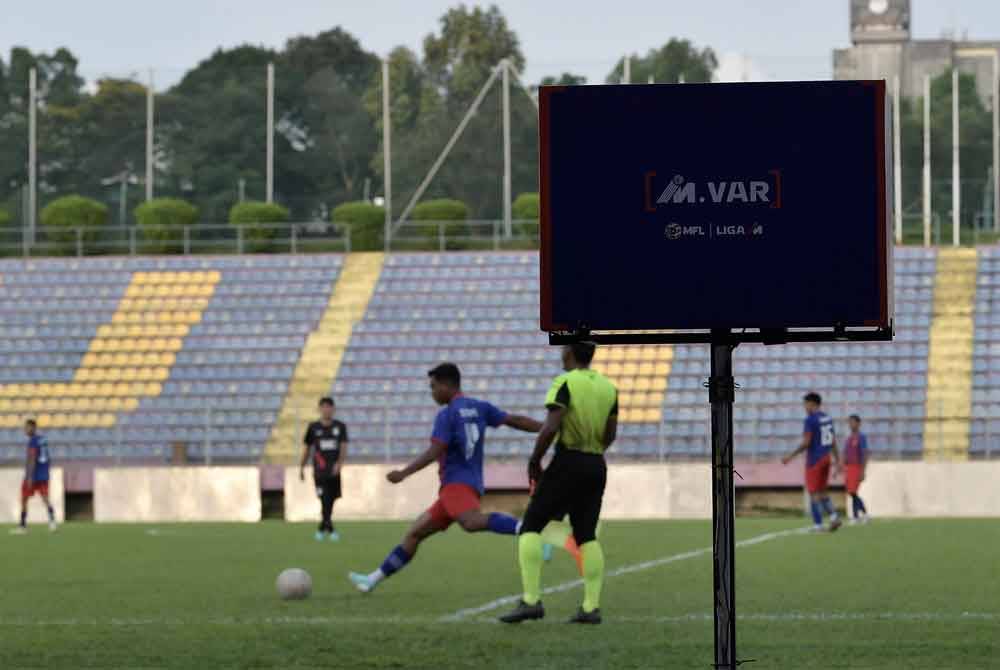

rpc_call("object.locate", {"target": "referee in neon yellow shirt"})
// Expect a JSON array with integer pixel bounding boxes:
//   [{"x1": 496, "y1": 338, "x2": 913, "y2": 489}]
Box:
[{"x1": 500, "y1": 341, "x2": 618, "y2": 624}]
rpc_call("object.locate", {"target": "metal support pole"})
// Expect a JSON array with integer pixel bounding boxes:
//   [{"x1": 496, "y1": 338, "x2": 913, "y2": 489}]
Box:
[
  {"x1": 204, "y1": 406, "x2": 212, "y2": 466},
  {"x1": 183, "y1": 226, "x2": 190, "y2": 254},
  {"x1": 76, "y1": 228, "x2": 83, "y2": 257},
  {"x1": 146, "y1": 69, "x2": 154, "y2": 201},
  {"x1": 923, "y1": 75, "x2": 932, "y2": 247},
  {"x1": 266, "y1": 62, "x2": 275, "y2": 203},
  {"x1": 397, "y1": 63, "x2": 503, "y2": 224},
  {"x1": 893, "y1": 76, "x2": 903, "y2": 244},
  {"x1": 28, "y1": 68, "x2": 37, "y2": 246},
  {"x1": 291, "y1": 225, "x2": 297, "y2": 254},
  {"x1": 952, "y1": 68, "x2": 960, "y2": 246},
  {"x1": 502, "y1": 59, "x2": 513, "y2": 237},
  {"x1": 994, "y1": 54, "x2": 999, "y2": 232},
  {"x1": 708, "y1": 333, "x2": 737, "y2": 670},
  {"x1": 623, "y1": 55, "x2": 631, "y2": 84},
  {"x1": 382, "y1": 58, "x2": 392, "y2": 251}
]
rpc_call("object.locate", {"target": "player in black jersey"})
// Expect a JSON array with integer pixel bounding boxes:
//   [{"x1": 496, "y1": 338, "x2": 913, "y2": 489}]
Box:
[{"x1": 299, "y1": 397, "x2": 349, "y2": 541}]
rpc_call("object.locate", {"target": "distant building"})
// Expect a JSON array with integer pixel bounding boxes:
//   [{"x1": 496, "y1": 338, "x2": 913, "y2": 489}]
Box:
[{"x1": 834, "y1": 0, "x2": 998, "y2": 103}]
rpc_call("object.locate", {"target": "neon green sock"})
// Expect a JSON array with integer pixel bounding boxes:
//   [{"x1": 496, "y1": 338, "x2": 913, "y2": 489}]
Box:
[
  {"x1": 518, "y1": 532, "x2": 544, "y2": 605},
  {"x1": 540, "y1": 520, "x2": 572, "y2": 548},
  {"x1": 580, "y1": 540, "x2": 605, "y2": 613}
]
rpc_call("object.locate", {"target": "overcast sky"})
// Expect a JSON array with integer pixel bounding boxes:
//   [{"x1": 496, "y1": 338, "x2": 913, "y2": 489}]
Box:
[{"x1": 3, "y1": 1, "x2": 999, "y2": 89}]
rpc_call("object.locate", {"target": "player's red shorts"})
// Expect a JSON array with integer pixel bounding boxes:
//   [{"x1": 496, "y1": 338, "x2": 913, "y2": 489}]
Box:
[
  {"x1": 844, "y1": 464, "x2": 864, "y2": 495},
  {"x1": 21, "y1": 480, "x2": 49, "y2": 501},
  {"x1": 805, "y1": 454, "x2": 831, "y2": 494},
  {"x1": 427, "y1": 483, "x2": 481, "y2": 529}
]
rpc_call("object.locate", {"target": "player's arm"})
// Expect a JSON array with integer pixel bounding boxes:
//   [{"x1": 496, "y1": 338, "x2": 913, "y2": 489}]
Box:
[
  {"x1": 24, "y1": 447, "x2": 37, "y2": 484},
  {"x1": 335, "y1": 425, "x2": 349, "y2": 475},
  {"x1": 502, "y1": 414, "x2": 542, "y2": 433},
  {"x1": 602, "y1": 395, "x2": 619, "y2": 450},
  {"x1": 528, "y1": 406, "x2": 565, "y2": 482},
  {"x1": 387, "y1": 439, "x2": 446, "y2": 484},
  {"x1": 781, "y1": 432, "x2": 811, "y2": 465},
  {"x1": 299, "y1": 426, "x2": 312, "y2": 481},
  {"x1": 830, "y1": 436, "x2": 842, "y2": 473}
]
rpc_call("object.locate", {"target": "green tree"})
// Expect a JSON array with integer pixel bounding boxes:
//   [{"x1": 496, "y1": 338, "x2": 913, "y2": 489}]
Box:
[
  {"x1": 412, "y1": 198, "x2": 469, "y2": 248},
  {"x1": 537, "y1": 73, "x2": 586, "y2": 88},
  {"x1": 606, "y1": 39, "x2": 718, "y2": 84}
]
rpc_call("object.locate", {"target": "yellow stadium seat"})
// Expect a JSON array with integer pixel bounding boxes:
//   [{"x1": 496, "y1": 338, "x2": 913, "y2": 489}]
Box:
[
  {"x1": 147, "y1": 382, "x2": 162, "y2": 397},
  {"x1": 654, "y1": 362, "x2": 669, "y2": 375},
  {"x1": 80, "y1": 414, "x2": 98, "y2": 428},
  {"x1": 123, "y1": 398, "x2": 139, "y2": 411},
  {"x1": 651, "y1": 377, "x2": 667, "y2": 392},
  {"x1": 97, "y1": 383, "x2": 114, "y2": 396},
  {"x1": 607, "y1": 362, "x2": 623, "y2": 377},
  {"x1": 619, "y1": 377, "x2": 636, "y2": 391},
  {"x1": 113, "y1": 383, "x2": 131, "y2": 397},
  {"x1": 636, "y1": 377, "x2": 653, "y2": 392},
  {"x1": 152, "y1": 367, "x2": 168, "y2": 381},
  {"x1": 623, "y1": 362, "x2": 639, "y2": 376},
  {"x1": 99, "y1": 414, "x2": 116, "y2": 428},
  {"x1": 121, "y1": 368, "x2": 137, "y2": 381},
  {"x1": 50, "y1": 414, "x2": 66, "y2": 428}
]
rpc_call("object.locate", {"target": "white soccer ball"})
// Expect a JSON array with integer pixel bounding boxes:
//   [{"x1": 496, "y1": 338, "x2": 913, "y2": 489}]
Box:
[{"x1": 276, "y1": 568, "x2": 312, "y2": 600}]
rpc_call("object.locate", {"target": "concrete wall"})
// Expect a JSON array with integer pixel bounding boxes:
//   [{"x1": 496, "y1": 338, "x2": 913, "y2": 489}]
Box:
[
  {"x1": 861, "y1": 461, "x2": 1000, "y2": 517},
  {"x1": 284, "y1": 463, "x2": 713, "y2": 522},
  {"x1": 0, "y1": 468, "x2": 64, "y2": 523},
  {"x1": 284, "y1": 465, "x2": 440, "y2": 521},
  {"x1": 93, "y1": 467, "x2": 260, "y2": 522}
]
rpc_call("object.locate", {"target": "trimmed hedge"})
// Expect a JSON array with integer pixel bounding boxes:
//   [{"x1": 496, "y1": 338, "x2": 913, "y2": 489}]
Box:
[
  {"x1": 40, "y1": 195, "x2": 108, "y2": 254},
  {"x1": 0, "y1": 207, "x2": 10, "y2": 227},
  {"x1": 411, "y1": 198, "x2": 468, "y2": 249},
  {"x1": 512, "y1": 192, "x2": 538, "y2": 220},
  {"x1": 229, "y1": 201, "x2": 289, "y2": 252},
  {"x1": 134, "y1": 198, "x2": 199, "y2": 253},
  {"x1": 331, "y1": 201, "x2": 385, "y2": 251}
]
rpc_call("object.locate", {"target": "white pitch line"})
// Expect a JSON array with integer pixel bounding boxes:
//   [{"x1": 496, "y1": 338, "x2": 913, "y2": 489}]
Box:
[{"x1": 441, "y1": 525, "x2": 813, "y2": 622}]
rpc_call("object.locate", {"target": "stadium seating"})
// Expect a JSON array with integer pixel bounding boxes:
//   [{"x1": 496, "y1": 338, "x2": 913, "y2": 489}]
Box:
[
  {"x1": 0, "y1": 246, "x2": 975, "y2": 464},
  {"x1": 0, "y1": 255, "x2": 342, "y2": 462}
]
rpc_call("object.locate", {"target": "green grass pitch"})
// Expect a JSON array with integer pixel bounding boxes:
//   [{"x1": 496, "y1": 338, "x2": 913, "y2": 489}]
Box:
[{"x1": 3, "y1": 518, "x2": 998, "y2": 669}]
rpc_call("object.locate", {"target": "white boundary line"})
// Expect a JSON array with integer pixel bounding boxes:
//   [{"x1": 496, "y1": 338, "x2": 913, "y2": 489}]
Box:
[
  {"x1": 0, "y1": 612, "x2": 994, "y2": 627},
  {"x1": 441, "y1": 525, "x2": 813, "y2": 621}
]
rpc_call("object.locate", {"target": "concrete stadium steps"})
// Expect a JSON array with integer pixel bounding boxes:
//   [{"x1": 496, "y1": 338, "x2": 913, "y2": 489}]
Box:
[
  {"x1": 923, "y1": 248, "x2": 977, "y2": 461},
  {"x1": 265, "y1": 252, "x2": 384, "y2": 463}
]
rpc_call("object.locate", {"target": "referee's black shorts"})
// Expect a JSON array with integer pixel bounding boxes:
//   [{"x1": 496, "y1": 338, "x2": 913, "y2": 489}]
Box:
[
  {"x1": 315, "y1": 474, "x2": 342, "y2": 501},
  {"x1": 522, "y1": 447, "x2": 607, "y2": 545}
]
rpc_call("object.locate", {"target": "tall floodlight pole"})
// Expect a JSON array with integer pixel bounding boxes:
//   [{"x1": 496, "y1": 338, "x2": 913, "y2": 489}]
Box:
[
  {"x1": 952, "y1": 67, "x2": 960, "y2": 247},
  {"x1": 893, "y1": 76, "x2": 903, "y2": 243},
  {"x1": 623, "y1": 55, "x2": 631, "y2": 84},
  {"x1": 923, "y1": 74, "x2": 932, "y2": 247},
  {"x1": 502, "y1": 59, "x2": 513, "y2": 237},
  {"x1": 382, "y1": 58, "x2": 392, "y2": 250},
  {"x1": 146, "y1": 69, "x2": 155, "y2": 201},
  {"x1": 28, "y1": 67, "x2": 37, "y2": 245},
  {"x1": 994, "y1": 53, "x2": 999, "y2": 232},
  {"x1": 266, "y1": 62, "x2": 275, "y2": 204}
]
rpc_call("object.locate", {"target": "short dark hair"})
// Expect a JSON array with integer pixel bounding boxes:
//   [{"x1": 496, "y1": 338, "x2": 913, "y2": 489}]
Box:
[
  {"x1": 318, "y1": 397, "x2": 334, "y2": 407},
  {"x1": 803, "y1": 392, "x2": 822, "y2": 405},
  {"x1": 428, "y1": 362, "x2": 461, "y2": 387},
  {"x1": 25, "y1": 418, "x2": 36, "y2": 428},
  {"x1": 849, "y1": 414, "x2": 861, "y2": 423},
  {"x1": 568, "y1": 341, "x2": 597, "y2": 366}
]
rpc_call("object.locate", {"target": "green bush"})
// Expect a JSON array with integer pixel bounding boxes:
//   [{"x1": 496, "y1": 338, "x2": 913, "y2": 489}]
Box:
[
  {"x1": 40, "y1": 195, "x2": 108, "y2": 254},
  {"x1": 511, "y1": 192, "x2": 539, "y2": 241},
  {"x1": 411, "y1": 198, "x2": 469, "y2": 249},
  {"x1": 229, "y1": 201, "x2": 289, "y2": 252},
  {"x1": 331, "y1": 201, "x2": 385, "y2": 251},
  {"x1": 512, "y1": 192, "x2": 539, "y2": 220},
  {"x1": 134, "y1": 198, "x2": 199, "y2": 253},
  {"x1": 0, "y1": 207, "x2": 10, "y2": 227}
]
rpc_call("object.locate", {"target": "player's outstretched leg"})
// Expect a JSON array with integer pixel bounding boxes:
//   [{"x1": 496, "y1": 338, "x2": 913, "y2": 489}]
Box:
[
  {"x1": 499, "y1": 532, "x2": 546, "y2": 623},
  {"x1": 10, "y1": 493, "x2": 28, "y2": 535},
  {"x1": 808, "y1": 495, "x2": 824, "y2": 532},
  {"x1": 540, "y1": 519, "x2": 584, "y2": 575},
  {"x1": 349, "y1": 512, "x2": 439, "y2": 593}
]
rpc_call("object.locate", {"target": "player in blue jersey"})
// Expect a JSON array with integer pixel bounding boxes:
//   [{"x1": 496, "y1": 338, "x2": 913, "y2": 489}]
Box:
[
  {"x1": 781, "y1": 392, "x2": 842, "y2": 532},
  {"x1": 349, "y1": 363, "x2": 542, "y2": 593},
  {"x1": 11, "y1": 419, "x2": 57, "y2": 534}
]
